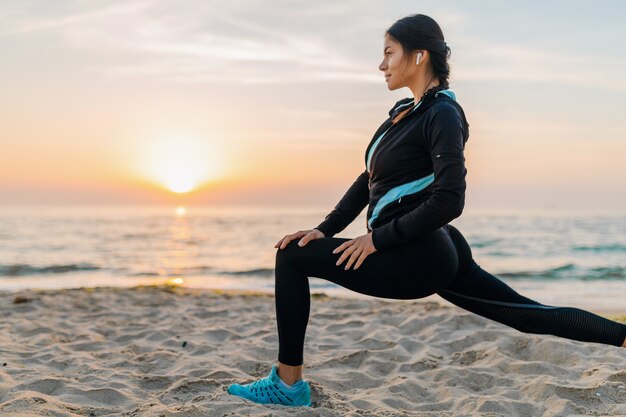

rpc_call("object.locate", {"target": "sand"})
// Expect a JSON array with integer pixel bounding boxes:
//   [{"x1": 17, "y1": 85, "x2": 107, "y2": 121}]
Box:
[{"x1": 0, "y1": 284, "x2": 624, "y2": 417}]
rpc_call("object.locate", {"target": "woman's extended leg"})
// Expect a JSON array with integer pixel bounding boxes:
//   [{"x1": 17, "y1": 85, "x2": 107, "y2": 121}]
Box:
[
  {"x1": 437, "y1": 224, "x2": 626, "y2": 347},
  {"x1": 274, "y1": 227, "x2": 460, "y2": 368}
]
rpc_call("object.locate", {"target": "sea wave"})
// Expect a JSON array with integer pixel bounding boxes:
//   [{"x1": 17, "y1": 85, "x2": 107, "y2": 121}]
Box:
[
  {"x1": 1, "y1": 262, "x2": 623, "y2": 282},
  {"x1": 572, "y1": 244, "x2": 626, "y2": 253},
  {"x1": 0, "y1": 263, "x2": 101, "y2": 276},
  {"x1": 128, "y1": 267, "x2": 274, "y2": 278},
  {"x1": 498, "y1": 264, "x2": 623, "y2": 280}
]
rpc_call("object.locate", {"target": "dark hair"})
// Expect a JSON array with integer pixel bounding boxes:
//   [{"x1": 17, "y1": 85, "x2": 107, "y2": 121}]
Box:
[{"x1": 385, "y1": 14, "x2": 451, "y2": 89}]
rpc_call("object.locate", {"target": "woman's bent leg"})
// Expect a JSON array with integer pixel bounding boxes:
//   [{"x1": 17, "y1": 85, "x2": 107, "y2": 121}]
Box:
[
  {"x1": 438, "y1": 224, "x2": 626, "y2": 347},
  {"x1": 275, "y1": 228, "x2": 458, "y2": 366}
]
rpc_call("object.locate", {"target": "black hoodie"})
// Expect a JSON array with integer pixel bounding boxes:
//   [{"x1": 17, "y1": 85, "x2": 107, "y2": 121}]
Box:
[{"x1": 315, "y1": 87, "x2": 470, "y2": 251}]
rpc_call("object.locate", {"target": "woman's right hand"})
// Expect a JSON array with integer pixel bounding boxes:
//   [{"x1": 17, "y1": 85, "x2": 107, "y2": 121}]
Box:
[{"x1": 275, "y1": 229, "x2": 326, "y2": 249}]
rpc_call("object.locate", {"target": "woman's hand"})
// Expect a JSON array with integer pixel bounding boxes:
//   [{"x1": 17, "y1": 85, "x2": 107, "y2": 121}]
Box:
[
  {"x1": 275, "y1": 229, "x2": 326, "y2": 250},
  {"x1": 333, "y1": 233, "x2": 378, "y2": 270}
]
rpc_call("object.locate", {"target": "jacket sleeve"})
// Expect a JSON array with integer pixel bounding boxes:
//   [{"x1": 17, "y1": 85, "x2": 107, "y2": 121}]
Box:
[
  {"x1": 314, "y1": 169, "x2": 370, "y2": 237},
  {"x1": 371, "y1": 104, "x2": 467, "y2": 251}
]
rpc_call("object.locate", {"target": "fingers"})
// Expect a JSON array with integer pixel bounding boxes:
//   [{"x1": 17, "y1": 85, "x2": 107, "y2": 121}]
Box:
[
  {"x1": 299, "y1": 229, "x2": 325, "y2": 247},
  {"x1": 353, "y1": 252, "x2": 367, "y2": 270},
  {"x1": 298, "y1": 232, "x2": 312, "y2": 247},
  {"x1": 332, "y1": 242, "x2": 346, "y2": 254},
  {"x1": 279, "y1": 236, "x2": 294, "y2": 250},
  {"x1": 276, "y1": 231, "x2": 308, "y2": 249},
  {"x1": 343, "y1": 246, "x2": 363, "y2": 270},
  {"x1": 275, "y1": 236, "x2": 288, "y2": 248},
  {"x1": 335, "y1": 243, "x2": 358, "y2": 269}
]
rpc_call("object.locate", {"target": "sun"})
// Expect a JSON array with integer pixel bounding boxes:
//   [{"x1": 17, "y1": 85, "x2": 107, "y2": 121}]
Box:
[{"x1": 135, "y1": 132, "x2": 223, "y2": 194}]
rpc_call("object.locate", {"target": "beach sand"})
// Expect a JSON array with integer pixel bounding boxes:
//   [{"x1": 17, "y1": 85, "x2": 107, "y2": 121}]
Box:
[{"x1": 0, "y1": 284, "x2": 624, "y2": 417}]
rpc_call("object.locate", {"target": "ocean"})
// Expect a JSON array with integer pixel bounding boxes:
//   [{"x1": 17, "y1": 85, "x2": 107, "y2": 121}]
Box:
[{"x1": 1, "y1": 205, "x2": 624, "y2": 311}]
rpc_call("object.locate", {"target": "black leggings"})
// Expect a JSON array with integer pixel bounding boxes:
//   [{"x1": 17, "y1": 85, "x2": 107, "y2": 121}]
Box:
[{"x1": 274, "y1": 224, "x2": 626, "y2": 366}]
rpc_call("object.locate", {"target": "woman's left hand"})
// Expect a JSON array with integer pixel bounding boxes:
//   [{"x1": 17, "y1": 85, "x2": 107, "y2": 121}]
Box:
[{"x1": 333, "y1": 233, "x2": 378, "y2": 270}]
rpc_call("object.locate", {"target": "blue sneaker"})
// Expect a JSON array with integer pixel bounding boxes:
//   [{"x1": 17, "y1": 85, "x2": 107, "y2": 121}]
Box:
[{"x1": 227, "y1": 364, "x2": 311, "y2": 407}]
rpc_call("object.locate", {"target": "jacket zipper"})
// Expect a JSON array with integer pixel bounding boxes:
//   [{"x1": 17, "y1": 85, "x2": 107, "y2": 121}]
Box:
[{"x1": 369, "y1": 111, "x2": 414, "y2": 175}]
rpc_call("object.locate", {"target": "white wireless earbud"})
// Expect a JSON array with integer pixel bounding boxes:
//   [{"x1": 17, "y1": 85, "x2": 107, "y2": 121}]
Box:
[{"x1": 416, "y1": 52, "x2": 423, "y2": 65}]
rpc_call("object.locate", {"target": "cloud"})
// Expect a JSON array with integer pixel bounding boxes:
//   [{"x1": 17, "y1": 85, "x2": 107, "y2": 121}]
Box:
[
  {"x1": 452, "y1": 39, "x2": 626, "y2": 91},
  {"x1": 2, "y1": 0, "x2": 379, "y2": 84},
  {"x1": 0, "y1": 1, "x2": 151, "y2": 34},
  {"x1": 1, "y1": 0, "x2": 624, "y2": 91}
]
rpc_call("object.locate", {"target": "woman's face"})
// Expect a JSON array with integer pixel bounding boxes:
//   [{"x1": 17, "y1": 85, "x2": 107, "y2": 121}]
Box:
[{"x1": 379, "y1": 34, "x2": 420, "y2": 91}]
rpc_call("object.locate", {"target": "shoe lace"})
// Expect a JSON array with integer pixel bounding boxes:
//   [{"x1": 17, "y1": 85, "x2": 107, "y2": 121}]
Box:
[{"x1": 248, "y1": 375, "x2": 270, "y2": 394}]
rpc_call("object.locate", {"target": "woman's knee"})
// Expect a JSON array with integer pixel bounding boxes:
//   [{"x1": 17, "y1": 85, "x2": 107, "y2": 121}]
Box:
[
  {"x1": 275, "y1": 239, "x2": 301, "y2": 266},
  {"x1": 275, "y1": 237, "x2": 328, "y2": 267}
]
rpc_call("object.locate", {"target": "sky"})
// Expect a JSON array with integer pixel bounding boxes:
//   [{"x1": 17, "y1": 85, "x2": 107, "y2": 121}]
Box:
[{"x1": 1, "y1": 0, "x2": 625, "y2": 210}]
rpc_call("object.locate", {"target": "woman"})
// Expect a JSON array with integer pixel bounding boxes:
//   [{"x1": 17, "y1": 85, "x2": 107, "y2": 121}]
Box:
[{"x1": 227, "y1": 14, "x2": 626, "y2": 407}]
